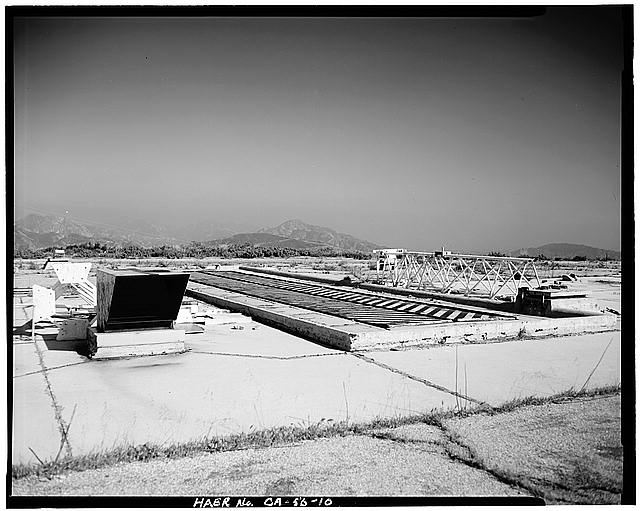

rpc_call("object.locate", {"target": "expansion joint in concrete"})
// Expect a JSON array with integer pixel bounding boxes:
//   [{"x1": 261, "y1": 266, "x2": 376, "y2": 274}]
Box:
[
  {"x1": 350, "y1": 352, "x2": 491, "y2": 408},
  {"x1": 32, "y1": 338, "x2": 74, "y2": 459},
  {"x1": 192, "y1": 351, "x2": 346, "y2": 361}
]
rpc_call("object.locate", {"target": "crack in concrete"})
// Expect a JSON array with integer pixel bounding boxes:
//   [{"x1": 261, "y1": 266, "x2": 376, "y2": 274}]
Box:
[
  {"x1": 433, "y1": 422, "x2": 615, "y2": 504},
  {"x1": 363, "y1": 425, "x2": 538, "y2": 498},
  {"x1": 191, "y1": 351, "x2": 346, "y2": 361},
  {"x1": 364, "y1": 421, "x2": 539, "y2": 499},
  {"x1": 437, "y1": 426, "x2": 539, "y2": 498},
  {"x1": 350, "y1": 352, "x2": 491, "y2": 408},
  {"x1": 14, "y1": 361, "x2": 90, "y2": 379},
  {"x1": 368, "y1": 431, "x2": 442, "y2": 447},
  {"x1": 32, "y1": 338, "x2": 73, "y2": 459}
]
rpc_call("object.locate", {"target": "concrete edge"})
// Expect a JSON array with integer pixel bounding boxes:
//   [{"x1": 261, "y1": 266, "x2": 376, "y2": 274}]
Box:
[
  {"x1": 238, "y1": 266, "x2": 356, "y2": 286},
  {"x1": 186, "y1": 283, "x2": 618, "y2": 352},
  {"x1": 350, "y1": 313, "x2": 619, "y2": 351},
  {"x1": 91, "y1": 343, "x2": 188, "y2": 360},
  {"x1": 357, "y1": 282, "x2": 515, "y2": 312},
  {"x1": 186, "y1": 287, "x2": 355, "y2": 351}
]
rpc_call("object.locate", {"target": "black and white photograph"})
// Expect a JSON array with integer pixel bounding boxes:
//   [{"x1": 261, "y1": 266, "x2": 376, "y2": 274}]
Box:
[{"x1": 7, "y1": 4, "x2": 633, "y2": 506}]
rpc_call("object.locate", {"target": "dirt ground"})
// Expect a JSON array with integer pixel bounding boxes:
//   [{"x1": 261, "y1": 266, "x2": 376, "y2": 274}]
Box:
[{"x1": 12, "y1": 392, "x2": 623, "y2": 503}]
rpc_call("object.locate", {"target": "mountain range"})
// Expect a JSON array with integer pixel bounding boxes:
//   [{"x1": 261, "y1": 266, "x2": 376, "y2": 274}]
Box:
[
  {"x1": 14, "y1": 214, "x2": 182, "y2": 250},
  {"x1": 258, "y1": 219, "x2": 380, "y2": 252},
  {"x1": 13, "y1": 214, "x2": 620, "y2": 259},
  {"x1": 510, "y1": 243, "x2": 621, "y2": 260},
  {"x1": 13, "y1": 215, "x2": 380, "y2": 253}
]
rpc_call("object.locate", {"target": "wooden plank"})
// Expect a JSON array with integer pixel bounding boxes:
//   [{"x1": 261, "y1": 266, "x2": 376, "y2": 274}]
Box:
[{"x1": 97, "y1": 270, "x2": 117, "y2": 331}]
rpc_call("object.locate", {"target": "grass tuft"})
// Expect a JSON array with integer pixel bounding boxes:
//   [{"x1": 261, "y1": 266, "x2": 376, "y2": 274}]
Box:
[{"x1": 489, "y1": 383, "x2": 621, "y2": 415}]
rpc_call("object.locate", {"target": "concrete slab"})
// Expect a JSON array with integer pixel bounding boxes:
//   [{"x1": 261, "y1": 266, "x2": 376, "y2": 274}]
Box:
[
  {"x1": 36, "y1": 339, "x2": 89, "y2": 371},
  {"x1": 13, "y1": 342, "x2": 42, "y2": 378},
  {"x1": 287, "y1": 312, "x2": 355, "y2": 327},
  {"x1": 13, "y1": 271, "x2": 60, "y2": 290},
  {"x1": 88, "y1": 328, "x2": 185, "y2": 348},
  {"x1": 37, "y1": 352, "x2": 459, "y2": 459},
  {"x1": 12, "y1": 373, "x2": 62, "y2": 465},
  {"x1": 88, "y1": 328, "x2": 186, "y2": 359},
  {"x1": 187, "y1": 282, "x2": 617, "y2": 352},
  {"x1": 573, "y1": 277, "x2": 622, "y2": 313},
  {"x1": 368, "y1": 332, "x2": 621, "y2": 406},
  {"x1": 186, "y1": 323, "x2": 340, "y2": 358},
  {"x1": 13, "y1": 300, "x2": 32, "y2": 327},
  {"x1": 203, "y1": 314, "x2": 253, "y2": 326},
  {"x1": 188, "y1": 285, "x2": 358, "y2": 351}
]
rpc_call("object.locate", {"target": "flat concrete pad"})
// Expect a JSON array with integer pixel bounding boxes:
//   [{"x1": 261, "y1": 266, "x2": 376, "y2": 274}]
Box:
[
  {"x1": 13, "y1": 342, "x2": 42, "y2": 377},
  {"x1": 35, "y1": 340, "x2": 89, "y2": 372},
  {"x1": 30, "y1": 351, "x2": 458, "y2": 459},
  {"x1": 369, "y1": 332, "x2": 620, "y2": 405},
  {"x1": 12, "y1": 373, "x2": 62, "y2": 465},
  {"x1": 187, "y1": 323, "x2": 340, "y2": 358}
]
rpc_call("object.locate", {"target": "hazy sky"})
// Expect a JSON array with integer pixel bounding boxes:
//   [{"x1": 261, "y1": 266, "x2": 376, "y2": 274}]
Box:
[{"x1": 13, "y1": 9, "x2": 624, "y2": 252}]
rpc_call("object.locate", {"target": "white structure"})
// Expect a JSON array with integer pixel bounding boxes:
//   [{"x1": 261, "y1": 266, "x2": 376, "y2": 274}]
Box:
[
  {"x1": 374, "y1": 249, "x2": 540, "y2": 300},
  {"x1": 43, "y1": 259, "x2": 97, "y2": 307},
  {"x1": 32, "y1": 284, "x2": 56, "y2": 323}
]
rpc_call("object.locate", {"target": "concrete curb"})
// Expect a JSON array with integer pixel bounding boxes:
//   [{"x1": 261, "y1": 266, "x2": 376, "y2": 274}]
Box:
[
  {"x1": 186, "y1": 283, "x2": 618, "y2": 352},
  {"x1": 239, "y1": 266, "x2": 357, "y2": 286}
]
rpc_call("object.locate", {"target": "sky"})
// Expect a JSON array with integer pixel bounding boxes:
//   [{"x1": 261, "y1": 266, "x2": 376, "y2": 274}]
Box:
[{"x1": 13, "y1": 8, "x2": 624, "y2": 252}]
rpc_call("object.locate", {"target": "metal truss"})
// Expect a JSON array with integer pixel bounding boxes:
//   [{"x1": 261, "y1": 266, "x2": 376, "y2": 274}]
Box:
[{"x1": 373, "y1": 250, "x2": 540, "y2": 300}]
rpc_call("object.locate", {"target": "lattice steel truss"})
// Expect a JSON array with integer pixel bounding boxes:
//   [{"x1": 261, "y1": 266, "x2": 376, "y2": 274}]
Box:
[{"x1": 373, "y1": 250, "x2": 541, "y2": 299}]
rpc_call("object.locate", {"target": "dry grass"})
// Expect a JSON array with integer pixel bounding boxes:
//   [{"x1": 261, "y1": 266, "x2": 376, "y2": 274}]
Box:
[{"x1": 12, "y1": 384, "x2": 621, "y2": 481}]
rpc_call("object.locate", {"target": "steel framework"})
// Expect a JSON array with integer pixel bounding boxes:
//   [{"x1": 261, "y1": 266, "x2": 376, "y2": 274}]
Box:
[{"x1": 373, "y1": 249, "x2": 541, "y2": 299}]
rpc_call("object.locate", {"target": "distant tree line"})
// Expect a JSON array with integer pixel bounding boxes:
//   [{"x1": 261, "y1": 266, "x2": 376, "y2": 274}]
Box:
[
  {"x1": 532, "y1": 254, "x2": 615, "y2": 262},
  {"x1": 14, "y1": 242, "x2": 372, "y2": 260},
  {"x1": 485, "y1": 251, "x2": 617, "y2": 262}
]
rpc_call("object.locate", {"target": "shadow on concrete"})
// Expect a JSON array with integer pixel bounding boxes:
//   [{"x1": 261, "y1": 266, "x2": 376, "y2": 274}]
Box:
[
  {"x1": 174, "y1": 324, "x2": 205, "y2": 334},
  {"x1": 12, "y1": 320, "x2": 33, "y2": 336},
  {"x1": 43, "y1": 339, "x2": 90, "y2": 357},
  {"x1": 14, "y1": 321, "x2": 59, "y2": 341},
  {"x1": 14, "y1": 320, "x2": 90, "y2": 356}
]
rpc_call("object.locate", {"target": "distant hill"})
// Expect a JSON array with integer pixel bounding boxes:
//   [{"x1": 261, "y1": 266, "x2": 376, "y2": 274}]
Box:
[
  {"x1": 13, "y1": 213, "x2": 182, "y2": 250},
  {"x1": 510, "y1": 243, "x2": 621, "y2": 260},
  {"x1": 258, "y1": 219, "x2": 380, "y2": 252},
  {"x1": 13, "y1": 214, "x2": 380, "y2": 254},
  {"x1": 206, "y1": 232, "x2": 326, "y2": 250}
]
